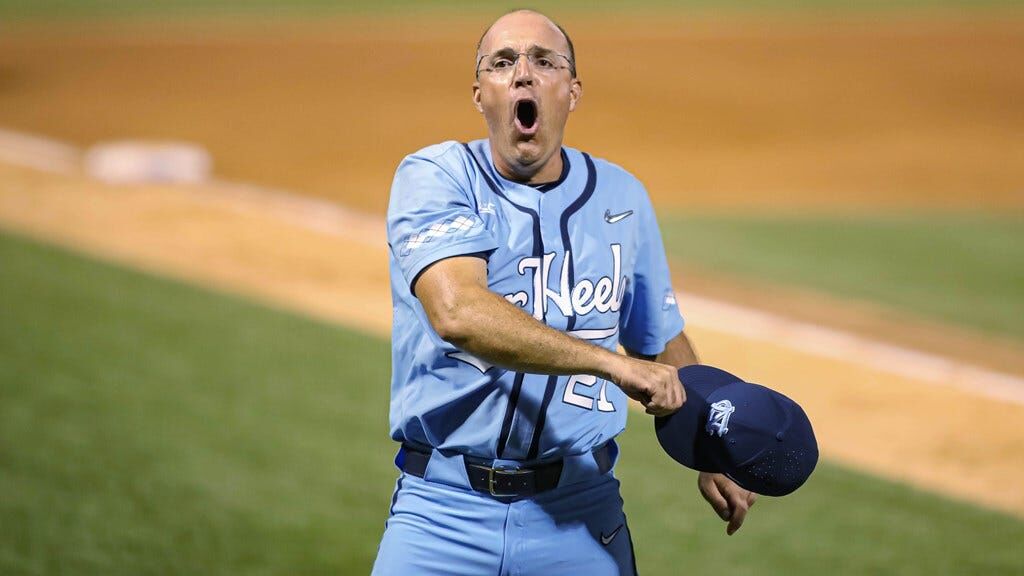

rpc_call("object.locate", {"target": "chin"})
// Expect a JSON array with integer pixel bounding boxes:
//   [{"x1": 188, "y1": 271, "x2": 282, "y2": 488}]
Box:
[{"x1": 511, "y1": 139, "x2": 547, "y2": 166}]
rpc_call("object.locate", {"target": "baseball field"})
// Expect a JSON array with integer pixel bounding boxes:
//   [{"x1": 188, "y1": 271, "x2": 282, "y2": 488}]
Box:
[{"x1": 1, "y1": 1, "x2": 1023, "y2": 574}]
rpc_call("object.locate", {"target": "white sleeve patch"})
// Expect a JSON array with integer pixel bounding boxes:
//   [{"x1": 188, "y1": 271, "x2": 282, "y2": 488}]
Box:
[{"x1": 400, "y1": 215, "x2": 481, "y2": 257}]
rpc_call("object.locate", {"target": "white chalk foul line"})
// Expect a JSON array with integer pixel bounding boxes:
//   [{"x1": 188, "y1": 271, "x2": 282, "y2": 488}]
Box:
[
  {"x1": 204, "y1": 178, "x2": 385, "y2": 246},
  {"x1": 2, "y1": 126, "x2": 1023, "y2": 406},
  {"x1": 680, "y1": 294, "x2": 1024, "y2": 406},
  {"x1": 0, "y1": 128, "x2": 80, "y2": 174}
]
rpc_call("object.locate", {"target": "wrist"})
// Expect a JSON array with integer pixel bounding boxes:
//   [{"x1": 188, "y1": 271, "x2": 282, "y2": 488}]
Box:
[{"x1": 592, "y1": 348, "x2": 624, "y2": 383}]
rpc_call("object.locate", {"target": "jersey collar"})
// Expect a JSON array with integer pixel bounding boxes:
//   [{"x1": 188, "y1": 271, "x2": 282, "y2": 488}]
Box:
[{"x1": 480, "y1": 141, "x2": 575, "y2": 197}]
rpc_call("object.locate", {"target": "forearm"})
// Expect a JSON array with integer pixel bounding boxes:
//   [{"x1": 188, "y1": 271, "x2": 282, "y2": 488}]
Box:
[
  {"x1": 418, "y1": 256, "x2": 685, "y2": 415},
  {"x1": 656, "y1": 329, "x2": 699, "y2": 368},
  {"x1": 626, "y1": 329, "x2": 699, "y2": 369},
  {"x1": 438, "y1": 287, "x2": 619, "y2": 379}
]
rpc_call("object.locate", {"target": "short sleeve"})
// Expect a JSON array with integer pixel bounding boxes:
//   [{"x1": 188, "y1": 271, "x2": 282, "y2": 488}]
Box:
[
  {"x1": 387, "y1": 147, "x2": 500, "y2": 289},
  {"x1": 618, "y1": 189, "x2": 685, "y2": 356}
]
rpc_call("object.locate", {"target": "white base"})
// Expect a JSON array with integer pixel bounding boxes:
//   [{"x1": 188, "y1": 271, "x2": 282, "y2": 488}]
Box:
[{"x1": 84, "y1": 141, "x2": 211, "y2": 184}]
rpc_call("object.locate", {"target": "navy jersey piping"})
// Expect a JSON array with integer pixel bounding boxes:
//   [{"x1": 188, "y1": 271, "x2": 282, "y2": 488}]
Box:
[
  {"x1": 530, "y1": 148, "x2": 571, "y2": 192},
  {"x1": 526, "y1": 152, "x2": 598, "y2": 461},
  {"x1": 525, "y1": 374, "x2": 559, "y2": 461},
  {"x1": 559, "y1": 152, "x2": 598, "y2": 332},
  {"x1": 496, "y1": 372, "x2": 526, "y2": 459},
  {"x1": 461, "y1": 143, "x2": 542, "y2": 258},
  {"x1": 462, "y1": 143, "x2": 545, "y2": 460}
]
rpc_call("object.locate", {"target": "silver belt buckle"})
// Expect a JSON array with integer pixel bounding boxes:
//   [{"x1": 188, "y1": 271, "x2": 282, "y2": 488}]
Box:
[{"x1": 470, "y1": 464, "x2": 531, "y2": 497}]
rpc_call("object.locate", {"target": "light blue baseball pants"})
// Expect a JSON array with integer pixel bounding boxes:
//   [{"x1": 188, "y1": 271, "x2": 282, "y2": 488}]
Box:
[{"x1": 372, "y1": 448, "x2": 638, "y2": 575}]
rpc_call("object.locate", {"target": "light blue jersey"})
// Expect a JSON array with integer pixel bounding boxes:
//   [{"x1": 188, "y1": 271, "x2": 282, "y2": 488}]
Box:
[{"x1": 386, "y1": 139, "x2": 684, "y2": 462}]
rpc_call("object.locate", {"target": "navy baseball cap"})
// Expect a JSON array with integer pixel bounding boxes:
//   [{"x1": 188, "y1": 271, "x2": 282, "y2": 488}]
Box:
[{"x1": 655, "y1": 364, "x2": 818, "y2": 497}]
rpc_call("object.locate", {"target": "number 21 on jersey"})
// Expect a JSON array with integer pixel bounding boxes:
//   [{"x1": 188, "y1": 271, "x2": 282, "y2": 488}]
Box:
[{"x1": 563, "y1": 374, "x2": 616, "y2": 412}]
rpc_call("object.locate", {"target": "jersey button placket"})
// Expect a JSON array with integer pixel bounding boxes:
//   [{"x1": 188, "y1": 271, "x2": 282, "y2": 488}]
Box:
[{"x1": 536, "y1": 192, "x2": 568, "y2": 332}]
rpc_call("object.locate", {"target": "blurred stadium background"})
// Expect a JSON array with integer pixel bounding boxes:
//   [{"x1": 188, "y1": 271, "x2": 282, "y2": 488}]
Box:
[{"x1": 1, "y1": 1, "x2": 1022, "y2": 574}]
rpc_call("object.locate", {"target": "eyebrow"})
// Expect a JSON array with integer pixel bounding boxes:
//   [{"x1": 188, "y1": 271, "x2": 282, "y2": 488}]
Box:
[{"x1": 487, "y1": 45, "x2": 561, "y2": 58}]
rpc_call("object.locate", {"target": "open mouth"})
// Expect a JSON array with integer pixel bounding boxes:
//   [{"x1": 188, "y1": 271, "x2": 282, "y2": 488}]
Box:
[{"x1": 514, "y1": 99, "x2": 538, "y2": 135}]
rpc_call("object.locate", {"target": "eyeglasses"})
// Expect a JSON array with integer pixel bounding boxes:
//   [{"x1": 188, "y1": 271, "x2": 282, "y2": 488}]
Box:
[{"x1": 475, "y1": 49, "x2": 575, "y2": 79}]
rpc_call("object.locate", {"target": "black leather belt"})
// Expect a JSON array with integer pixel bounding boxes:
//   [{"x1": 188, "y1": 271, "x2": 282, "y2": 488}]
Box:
[{"x1": 401, "y1": 443, "x2": 614, "y2": 499}]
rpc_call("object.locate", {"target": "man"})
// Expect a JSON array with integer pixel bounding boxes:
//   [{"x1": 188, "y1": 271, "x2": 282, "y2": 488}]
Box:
[{"x1": 374, "y1": 10, "x2": 756, "y2": 575}]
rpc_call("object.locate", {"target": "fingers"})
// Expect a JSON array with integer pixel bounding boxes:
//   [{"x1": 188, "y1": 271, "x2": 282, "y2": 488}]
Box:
[
  {"x1": 644, "y1": 364, "x2": 685, "y2": 416},
  {"x1": 645, "y1": 401, "x2": 673, "y2": 417},
  {"x1": 631, "y1": 384, "x2": 654, "y2": 412},
  {"x1": 726, "y1": 491, "x2": 750, "y2": 536},
  {"x1": 644, "y1": 396, "x2": 678, "y2": 416},
  {"x1": 611, "y1": 358, "x2": 684, "y2": 417},
  {"x1": 698, "y1": 473, "x2": 731, "y2": 521},
  {"x1": 700, "y1": 473, "x2": 756, "y2": 535}
]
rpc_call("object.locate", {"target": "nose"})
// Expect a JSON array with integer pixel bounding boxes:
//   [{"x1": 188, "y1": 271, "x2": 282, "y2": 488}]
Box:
[{"x1": 512, "y1": 54, "x2": 534, "y2": 87}]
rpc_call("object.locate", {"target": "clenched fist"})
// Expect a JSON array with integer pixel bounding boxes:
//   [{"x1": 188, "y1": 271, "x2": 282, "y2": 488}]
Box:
[{"x1": 604, "y1": 355, "x2": 685, "y2": 416}]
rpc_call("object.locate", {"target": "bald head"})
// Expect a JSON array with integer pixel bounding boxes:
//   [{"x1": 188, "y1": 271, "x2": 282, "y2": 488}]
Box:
[{"x1": 476, "y1": 9, "x2": 576, "y2": 78}]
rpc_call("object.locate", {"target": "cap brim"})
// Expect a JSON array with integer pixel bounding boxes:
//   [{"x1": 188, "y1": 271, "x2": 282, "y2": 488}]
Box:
[{"x1": 654, "y1": 364, "x2": 745, "y2": 472}]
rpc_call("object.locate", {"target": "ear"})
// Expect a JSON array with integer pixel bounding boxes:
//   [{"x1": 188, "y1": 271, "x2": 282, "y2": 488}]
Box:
[
  {"x1": 568, "y1": 79, "x2": 583, "y2": 112},
  {"x1": 472, "y1": 82, "x2": 483, "y2": 113}
]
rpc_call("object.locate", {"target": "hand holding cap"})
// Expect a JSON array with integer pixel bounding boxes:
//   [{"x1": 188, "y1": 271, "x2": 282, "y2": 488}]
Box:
[{"x1": 655, "y1": 364, "x2": 818, "y2": 497}]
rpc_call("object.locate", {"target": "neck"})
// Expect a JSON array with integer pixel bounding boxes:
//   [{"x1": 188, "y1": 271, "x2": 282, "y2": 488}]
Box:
[{"x1": 490, "y1": 142, "x2": 563, "y2": 185}]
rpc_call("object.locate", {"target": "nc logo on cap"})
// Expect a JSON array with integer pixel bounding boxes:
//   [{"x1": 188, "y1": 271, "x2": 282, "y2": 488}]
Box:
[
  {"x1": 706, "y1": 400, "x2": 735, "y2": 437},
  {"x1": 656, "y1": 365, "x2": 819, "y2": 496}
]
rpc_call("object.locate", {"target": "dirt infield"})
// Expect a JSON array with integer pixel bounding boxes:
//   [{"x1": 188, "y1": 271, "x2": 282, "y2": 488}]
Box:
[
  {"x1": 1, "y1": 12, "x2": 1023, "y2": 516},
  {"x1": 1, "y1": 14, "x2": 1022, "y2": 213}
]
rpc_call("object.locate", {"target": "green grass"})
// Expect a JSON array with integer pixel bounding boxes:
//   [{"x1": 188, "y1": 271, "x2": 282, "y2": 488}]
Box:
[
  {"x1": 2, "y1": 230, "x2": 1024, "y2": 575},
  {"x1": 0, "y1": 0, "x2": 1020, "y2": 20},
  {"x1": 660, "y1": 211, "x2": 1024, "y2": 340},
  {"x1": 0, "y1": 231, "x2": 395, "y2": 574}
]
